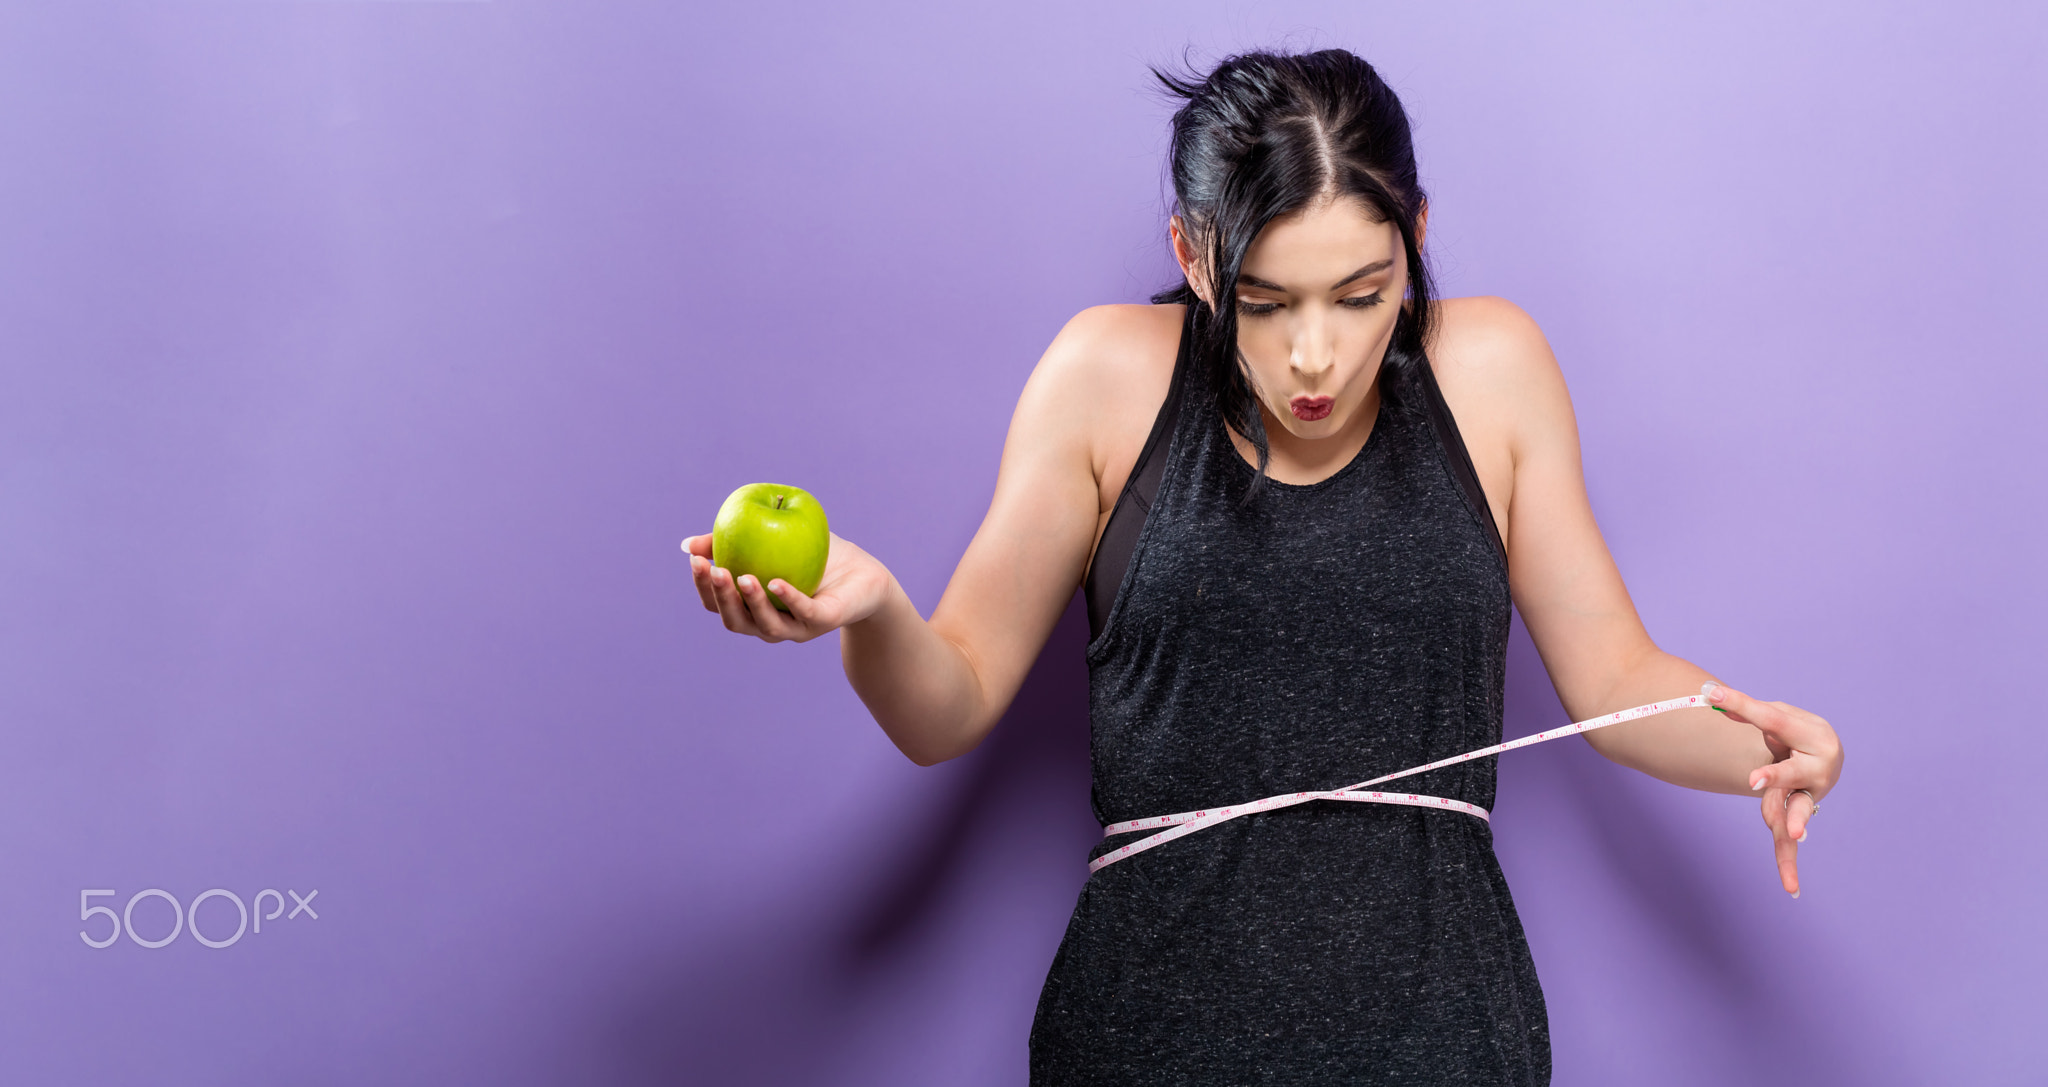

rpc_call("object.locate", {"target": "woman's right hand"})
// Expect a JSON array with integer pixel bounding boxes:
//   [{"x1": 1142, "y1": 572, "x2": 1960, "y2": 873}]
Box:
[
  {"x1": 682, "y1": 531, "x2": 896, "y2": 643},
  {"x1": 674, "y1": 306, "x2": 1170, "y2": 761}
]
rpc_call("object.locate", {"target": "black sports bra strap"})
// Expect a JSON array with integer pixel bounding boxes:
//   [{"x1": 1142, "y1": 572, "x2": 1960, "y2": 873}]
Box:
[{"x1": 1083, "y1": 307, "x2": 1194, "y2": 640}]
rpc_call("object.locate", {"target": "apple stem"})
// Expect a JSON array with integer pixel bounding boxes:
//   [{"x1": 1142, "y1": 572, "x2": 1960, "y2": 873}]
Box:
[{"x1": 773, "y1": 495, "x2": 786, "y2": 509}]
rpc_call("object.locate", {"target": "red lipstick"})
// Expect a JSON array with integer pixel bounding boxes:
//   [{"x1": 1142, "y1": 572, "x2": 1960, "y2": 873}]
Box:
[{"x1": 1290, "y1": 396, "x2": 1334, "y2": 421}]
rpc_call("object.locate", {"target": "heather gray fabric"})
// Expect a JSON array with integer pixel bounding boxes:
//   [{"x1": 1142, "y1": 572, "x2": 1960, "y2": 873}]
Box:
[{"x1": 1030, "y1": 359, "x2": 1545, "y2": 1085}]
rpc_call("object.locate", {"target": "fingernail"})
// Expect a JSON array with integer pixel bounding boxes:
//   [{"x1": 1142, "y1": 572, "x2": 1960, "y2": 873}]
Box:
[
  {"x1": 1797, "y1": 831, "x2": 1809, "y2": 844},
  {"x1": 767, "y1": 580, "x2": 784, "y2": 596},
  {"x1": 1703, "y1": 681, "x2": 1724, "y2": 703},
  {"x1": 1791, "y1": 890, "x2": 1800, "y2": 899},
  {"x1": 1751, "y1": 775, "x2": 1766, "y2": 791}
]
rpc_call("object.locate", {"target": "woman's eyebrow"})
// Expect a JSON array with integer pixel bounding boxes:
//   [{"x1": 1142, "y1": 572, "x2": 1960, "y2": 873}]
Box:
[{"x1": 1331, "y1": 260, "x2": 1394, "y2": 289}]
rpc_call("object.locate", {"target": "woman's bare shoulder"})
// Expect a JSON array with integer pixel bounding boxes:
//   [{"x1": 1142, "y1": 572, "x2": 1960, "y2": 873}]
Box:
[
  {"x1": 1018, "y1": 303, "x2": 1183, "y2": 506},
  {"x1": 1431, "y1": 297, "x2": 1559, "y2": 385},
  {"x1": 1430, "y1": 296, "x2": 1574, "y2": 437},
  {"x1": 1026, "y1": 304, "x2": 1180, "y2": 435},
  {"x1": 1425, "y1": 297, "x2": 1578, "y2": 525},
  {"x1": 1037, "y1": 303, "x2": 1181, "y2": 388}
]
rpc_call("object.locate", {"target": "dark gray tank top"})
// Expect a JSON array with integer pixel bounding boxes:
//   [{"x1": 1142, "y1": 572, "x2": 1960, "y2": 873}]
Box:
[
  {"x1": 1031, "y1": 306, "x2": 1549, "y2": 1085},
  {"x1": 1084, "y1": 307, "x2": 1505, "y2": 637}
]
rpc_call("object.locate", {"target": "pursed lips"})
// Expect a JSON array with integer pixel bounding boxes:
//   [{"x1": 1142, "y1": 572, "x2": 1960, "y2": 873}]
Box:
[{"x1": 1289, "y1": 396, "x2": 1334, "y2": 421}]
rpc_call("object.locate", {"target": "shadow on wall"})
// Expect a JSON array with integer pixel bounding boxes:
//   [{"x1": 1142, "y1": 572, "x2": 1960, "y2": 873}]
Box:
[
  {"x1": 609, "y1": 596, "x2": 1097, "y2": 1085},
  {"x1": 1495, "y1": 617, "x2": 1871, "y2": 1081},
  {"x1": 839, "y1": 596, "x2": 1095, "y2": 966}
]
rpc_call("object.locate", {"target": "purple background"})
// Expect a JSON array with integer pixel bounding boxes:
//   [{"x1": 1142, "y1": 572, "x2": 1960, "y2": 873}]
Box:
[{"x1": 2, "y1": 2, "x2": 2042, "y2": 1083}]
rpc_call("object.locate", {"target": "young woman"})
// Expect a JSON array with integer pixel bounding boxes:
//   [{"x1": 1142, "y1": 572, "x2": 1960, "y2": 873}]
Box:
[{"x1": 684, "y1": 49, "x2": 1843, "y2": 1086}]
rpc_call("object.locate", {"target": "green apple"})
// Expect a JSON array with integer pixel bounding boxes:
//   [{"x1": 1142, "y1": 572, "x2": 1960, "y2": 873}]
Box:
[{"x1": 711, "y1": 483, "x2": 830, "y2": 611}]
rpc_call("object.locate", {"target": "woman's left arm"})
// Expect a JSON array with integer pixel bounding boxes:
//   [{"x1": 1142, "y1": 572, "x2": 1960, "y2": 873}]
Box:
[{"x1": 1434, "y1": 298, "x2": 1844, "y2": 897}]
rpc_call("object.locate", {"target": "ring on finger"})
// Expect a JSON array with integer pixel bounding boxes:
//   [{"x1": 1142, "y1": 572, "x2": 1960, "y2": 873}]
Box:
[{"x1": 1784, "y1": 788, "x2": 1819, "y2": 816}]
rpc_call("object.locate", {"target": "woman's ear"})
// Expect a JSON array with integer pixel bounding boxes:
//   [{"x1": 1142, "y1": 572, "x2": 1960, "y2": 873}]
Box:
[
  {"x1": 1169, "y1": 215, "x2": 1214, "y2": 307},
  {"x1": 1414, "y1": 201, "x2": 1429, "y2": 252}
]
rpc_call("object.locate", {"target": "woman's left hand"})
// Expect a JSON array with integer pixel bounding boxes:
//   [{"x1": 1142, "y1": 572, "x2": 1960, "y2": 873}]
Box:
[{"x1": 1705, "y1": 682, "x2": 1845, "y2": 898}]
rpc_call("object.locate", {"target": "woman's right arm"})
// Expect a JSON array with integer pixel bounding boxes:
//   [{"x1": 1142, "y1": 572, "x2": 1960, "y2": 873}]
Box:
[{"x1": 683, "y1": 306, "x2": 1158, "y2": 765}]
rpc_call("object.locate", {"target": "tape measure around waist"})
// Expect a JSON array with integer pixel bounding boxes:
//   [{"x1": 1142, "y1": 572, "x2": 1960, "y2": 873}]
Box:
[{"x1": 1090, "y1": 692, "x2": 1711, "y2": 875}]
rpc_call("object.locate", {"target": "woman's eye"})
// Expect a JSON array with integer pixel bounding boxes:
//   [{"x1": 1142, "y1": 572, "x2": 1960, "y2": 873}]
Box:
[
  {"x1": 1236, "y1": 300, "x2": 1282, "y2": 317},
  {"x1": 1339, "y1": 293, "x2": 1385, "y2": 309}
]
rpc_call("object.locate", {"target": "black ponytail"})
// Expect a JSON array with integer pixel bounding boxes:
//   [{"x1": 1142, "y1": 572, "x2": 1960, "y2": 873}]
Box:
[{"x1": 1152, "y1": 50, "x2": 1435, "y2": 498}]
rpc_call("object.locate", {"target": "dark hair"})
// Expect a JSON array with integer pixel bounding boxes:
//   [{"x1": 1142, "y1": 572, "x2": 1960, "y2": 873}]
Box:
[{"x1": 1152, "y1": 49, "x2": 1435, "y2": 495}]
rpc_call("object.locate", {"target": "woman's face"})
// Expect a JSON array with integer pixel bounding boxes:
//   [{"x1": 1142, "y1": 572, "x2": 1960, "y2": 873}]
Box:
[{"x1": 1176, "y1": 196, "x2": 1411, "y2": 443}]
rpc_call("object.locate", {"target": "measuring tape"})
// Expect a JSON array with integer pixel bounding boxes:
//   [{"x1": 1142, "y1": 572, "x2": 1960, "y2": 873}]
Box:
[{"x1": 1090, "y1": 690, "x2": 1714, "y2": 874}]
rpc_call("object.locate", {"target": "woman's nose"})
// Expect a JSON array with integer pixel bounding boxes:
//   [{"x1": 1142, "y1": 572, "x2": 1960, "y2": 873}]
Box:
[{"x1": 1291, "y1": 320, "x2": 1335, "y2": 378}]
